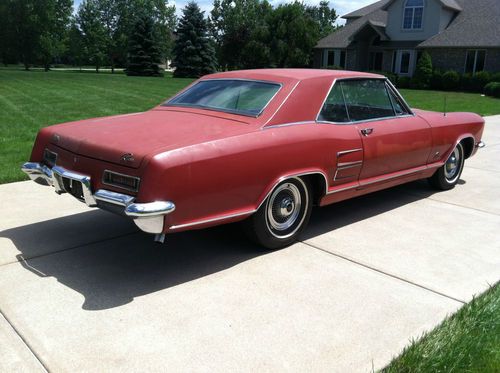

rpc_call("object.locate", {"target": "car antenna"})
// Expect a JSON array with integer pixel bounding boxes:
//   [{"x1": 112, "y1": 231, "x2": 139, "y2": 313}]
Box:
[{"x1": 443, "y1": 96, "x2": 447, "y2": 116}]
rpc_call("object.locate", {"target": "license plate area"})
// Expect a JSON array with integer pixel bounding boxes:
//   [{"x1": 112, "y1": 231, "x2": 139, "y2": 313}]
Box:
[{"x1": 62, "y1": 177, "x2": 85, "y2": 201}]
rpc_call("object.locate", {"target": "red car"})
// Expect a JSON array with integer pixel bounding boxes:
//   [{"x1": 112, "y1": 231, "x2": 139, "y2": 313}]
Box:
[{"x1": 22, "y1": 69, "x2": 485, "y2": 249}]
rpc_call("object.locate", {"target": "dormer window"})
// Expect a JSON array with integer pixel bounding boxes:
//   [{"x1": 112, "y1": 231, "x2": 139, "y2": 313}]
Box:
[{"x1": 403, "y1": 0, "x2": 424, "y2": 30}]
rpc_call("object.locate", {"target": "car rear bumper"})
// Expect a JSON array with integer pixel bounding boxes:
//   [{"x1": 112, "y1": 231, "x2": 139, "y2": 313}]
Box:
[{"x1": 21, "y1": 162, "x2": 175, "y2": 234}]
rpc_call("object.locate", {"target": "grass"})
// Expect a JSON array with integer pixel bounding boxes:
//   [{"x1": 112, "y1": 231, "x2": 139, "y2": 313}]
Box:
[
  {"x1": 400, "y1": 88, "x2": 500, "y2": 116},
  {"x1": 382, "y1": 282, "x2": 500, "y2": 373},
  {"x1": 1, "y1": 68, "x2": 499, "y2": 184},
  {"x1": 0, "y1": 68, "x2": 193, "y2": 183}
]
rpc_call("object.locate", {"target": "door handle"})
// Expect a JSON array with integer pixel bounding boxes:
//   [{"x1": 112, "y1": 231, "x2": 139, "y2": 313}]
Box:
[{"x1": 361, "y1": 128, "x2": 374, "y2": 136}]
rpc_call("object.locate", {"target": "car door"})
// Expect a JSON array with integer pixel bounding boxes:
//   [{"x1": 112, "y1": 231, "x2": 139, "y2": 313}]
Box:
[{"x1": 338, "y1": 79, "x2": 432, "y2": 180}]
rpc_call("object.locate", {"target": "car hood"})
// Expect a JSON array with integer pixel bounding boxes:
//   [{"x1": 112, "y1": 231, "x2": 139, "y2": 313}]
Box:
[{"x1": 49, "y1": 109, "x2": 256, "y2": 168}]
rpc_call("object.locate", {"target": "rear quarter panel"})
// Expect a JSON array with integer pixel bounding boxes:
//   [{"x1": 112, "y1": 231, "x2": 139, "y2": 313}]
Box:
[{"x1": 137, "y1": 123, "x2": 362, "y2": 231}]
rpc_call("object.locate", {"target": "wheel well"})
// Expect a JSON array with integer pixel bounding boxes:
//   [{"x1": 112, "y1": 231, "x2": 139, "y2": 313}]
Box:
[
  {"x1": 301, "y1": 174, "x2": 327, "y2": 206},
  {"x1": 460, "y1": 137, "x2": 475, "y2": 159}
]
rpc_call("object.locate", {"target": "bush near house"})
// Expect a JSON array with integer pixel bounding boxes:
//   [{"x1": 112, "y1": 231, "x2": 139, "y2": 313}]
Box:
[
  {"x1": 484, "y1": 82, "x2": 500, "y2": 98},
  {"x1": 369, "y1": 70, "x2": 397, "y2": 85},
  {"x1": 430, "y1": 70, "x2": 444, "y2": 90},
  {"x1": 442, "y1": 70, "x2": 461, "y2": 91},
  {"x1": 411, "y1": 51, "x2": 433, "y2": 89}
]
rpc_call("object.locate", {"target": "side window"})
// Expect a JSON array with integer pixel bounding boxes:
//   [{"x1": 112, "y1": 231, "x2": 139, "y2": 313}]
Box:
[
  {"x1": 386, "y1": 83, "x2": 410, "y2": 116},
  {"x1": 318, "y1": 83, "x2": 349, "y2": 123},
  {"x1": 340, "y1": 79, "x2": 395, "y2": 121}
]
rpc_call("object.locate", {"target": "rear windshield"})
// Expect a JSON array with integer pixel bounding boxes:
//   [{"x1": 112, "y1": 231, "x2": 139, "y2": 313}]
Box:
[{"x1": 164, "y1": 79, "x2": 281, "y2": 117}]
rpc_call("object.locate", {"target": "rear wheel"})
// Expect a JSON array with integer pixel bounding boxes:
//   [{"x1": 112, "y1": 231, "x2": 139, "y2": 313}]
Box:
[
  {"x1": 428, "y1": 142, "x2": 465, "y2": 190},
  {"x1": 244, "y1": 177, "x2": 312, "y2": 250}
]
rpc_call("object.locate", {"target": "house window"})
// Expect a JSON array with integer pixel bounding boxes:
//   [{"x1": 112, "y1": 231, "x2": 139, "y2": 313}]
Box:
[
  {"x1": 465, "y1": 50, "x2": 486, "y2": 74},
  {"x1": 369, "y1": 52, "x2": 383, "y2": 71},
  {"x1": 323, "y1": 49, "x2": 347, "y2": 68},
  {"x1": 400, "y1": 52, "x2": 411, "y2": 74},
  {"x1": 403, "y1": 0, "x2": 424, "y2": 30}
]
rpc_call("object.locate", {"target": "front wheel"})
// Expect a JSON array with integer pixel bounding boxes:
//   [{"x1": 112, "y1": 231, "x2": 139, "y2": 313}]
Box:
[
  {"x1": 244, "y1": 177, "x2": 312, "y2": 250},
  {"x1": 428, "y1": 142, "x2": 465, "y2": 190}
]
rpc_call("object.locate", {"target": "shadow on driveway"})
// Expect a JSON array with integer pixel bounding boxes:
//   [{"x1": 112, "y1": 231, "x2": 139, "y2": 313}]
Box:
[{"x1": 1, "y1": 179, "x2": 450, "y2": 311}]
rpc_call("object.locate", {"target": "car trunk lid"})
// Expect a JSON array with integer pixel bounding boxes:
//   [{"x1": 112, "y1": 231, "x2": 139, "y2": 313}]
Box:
[{"x1": 49, "y1": 110, "x2": 255, "y2": 169}]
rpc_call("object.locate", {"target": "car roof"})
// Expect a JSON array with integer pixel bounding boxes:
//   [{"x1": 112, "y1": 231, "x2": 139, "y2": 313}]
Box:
[{"x1": 203, "y1": 69, "x2": 382, "y2": 84}]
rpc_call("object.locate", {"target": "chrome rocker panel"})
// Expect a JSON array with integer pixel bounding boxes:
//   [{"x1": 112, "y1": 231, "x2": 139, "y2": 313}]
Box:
[{"x1": 21, "y1": 162, "x2": 175, "y2": 234}]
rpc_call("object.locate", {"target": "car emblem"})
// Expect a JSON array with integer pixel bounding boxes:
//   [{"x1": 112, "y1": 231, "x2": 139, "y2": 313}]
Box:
[
  {"x1": 53, "y1": 134, "x2": 60, "y2": 143},
  {"x1": 121, "y1": 153, "x2": 135, "y2": 162},
  {"x1": 73, "y1": 157, "x2": 78, "y2": 164}
]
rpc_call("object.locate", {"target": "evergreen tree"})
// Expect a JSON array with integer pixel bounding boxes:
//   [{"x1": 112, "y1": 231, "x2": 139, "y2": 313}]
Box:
[
  {"x1": 412, "y1": 51, "x2": 433, "y2": 89},
  {"x1": 172, "y1": 2, "x2": 217, "y2": 78},
  {"x1": 126, "y1": 13, "x2": 163, "y2": 76}
]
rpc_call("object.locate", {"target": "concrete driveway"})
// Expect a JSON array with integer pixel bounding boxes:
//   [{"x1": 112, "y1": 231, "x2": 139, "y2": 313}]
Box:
[{"x1": 1, "y1": 116, "x2": 499, "y2": 373}]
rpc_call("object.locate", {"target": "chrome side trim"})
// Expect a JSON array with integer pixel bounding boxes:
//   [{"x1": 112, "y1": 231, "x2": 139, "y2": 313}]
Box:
[
  {"x1": 337, "y1": 148, "x2": 363, "y2": 157},
  {"x1": 169, "y1": 210, "x2": 255, "y2": 231},
  {"x1": 337, "y1": 161, "x2": 363, "y2": 168},
  {"x1": 326, "y1": 184, "x2": 359, "y2": 195},
  {"x1": 359, "y1": 166, "x2": 428, "y2": 188}
]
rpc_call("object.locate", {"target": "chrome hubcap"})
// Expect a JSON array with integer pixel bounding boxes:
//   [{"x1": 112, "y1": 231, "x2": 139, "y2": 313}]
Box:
[
  {"x1": 267, "y1": 183, "x2": 301, "y2": 232},
  {"x1": 444, "y1": 147, "x2": 461, "y2": 181}
]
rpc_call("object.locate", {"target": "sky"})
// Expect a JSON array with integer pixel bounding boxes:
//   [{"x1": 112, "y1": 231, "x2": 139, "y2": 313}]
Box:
[{"x1": 73, "y1": 0, "x2": 375, "y2": 25}]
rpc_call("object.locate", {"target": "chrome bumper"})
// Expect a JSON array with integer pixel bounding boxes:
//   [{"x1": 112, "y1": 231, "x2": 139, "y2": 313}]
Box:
[
  {"x1": 21, "y1": 162, "x2": 175, "y2": 234},
  {"x1": 476, "y1": 141, "x2": 486, "y2": 149}
]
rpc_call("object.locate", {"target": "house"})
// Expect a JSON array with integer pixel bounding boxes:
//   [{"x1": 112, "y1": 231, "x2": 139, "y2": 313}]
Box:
[{"x1": 314, "y1": 0, "x2": 500, "y2": 76}]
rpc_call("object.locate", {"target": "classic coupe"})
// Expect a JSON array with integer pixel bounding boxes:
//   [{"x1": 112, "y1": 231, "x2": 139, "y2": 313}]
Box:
[{"x1": 22, "y1": 69, "x2": 485, "y2": 249}]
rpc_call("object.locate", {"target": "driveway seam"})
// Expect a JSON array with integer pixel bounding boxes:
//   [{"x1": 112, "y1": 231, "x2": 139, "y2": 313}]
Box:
[
  {"x1": 401, "y1": 190, "x2": 499, "y2": 217},
  {"x1": 301, "y1": 241, "x2": 466, "y2": 305},
  {"x1": 0, "y1": 230, "x2": 140, "y2": 268},
  {"x1": 0, "y1": 308, "x2": 49, "y2": 373}
]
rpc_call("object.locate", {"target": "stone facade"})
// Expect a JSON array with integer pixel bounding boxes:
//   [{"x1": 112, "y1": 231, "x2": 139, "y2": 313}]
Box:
[
  {"x1": 426, "y1": 48, "x2": 500, "y2": 73},
  {"x1": 484, "y1": 49, "x2": 500, "y2": 73},
  {"x1": 346, "y1": 49, "x2": 357, "y2": 70}
]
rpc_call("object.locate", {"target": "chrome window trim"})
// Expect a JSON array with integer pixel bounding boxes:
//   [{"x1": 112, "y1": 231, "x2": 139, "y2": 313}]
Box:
[
  {"x1": 102, "y1": 169, "x2": 141, "y2": 193},
  {"x1": 264, "y1": 120, "x2": 312, "y2": 129},
  {"x1": 163, "y1": 78, "x2": 283, "y2": 118},
  {"x1": 264, "y1": 80, "x2": 301, "y2": 125},
  {"x1": 315, "y1": 77, "x2": 415, "y2": 125}
]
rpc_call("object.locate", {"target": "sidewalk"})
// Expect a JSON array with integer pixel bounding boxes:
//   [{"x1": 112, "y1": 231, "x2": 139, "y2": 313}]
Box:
[{"x1": 1, "y1": 117, "x2": 499, "y2": 372}]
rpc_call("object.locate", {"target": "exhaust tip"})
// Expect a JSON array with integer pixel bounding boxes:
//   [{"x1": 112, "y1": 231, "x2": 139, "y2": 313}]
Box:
[{"x1": 154, "y1": 234, "x2": 166, "y2": 244}]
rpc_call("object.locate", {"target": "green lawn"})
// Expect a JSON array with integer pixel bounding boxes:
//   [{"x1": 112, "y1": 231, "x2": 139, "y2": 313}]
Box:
[
  {"x1": 1, "y1": 68, "x2": 499, "y2": 184},
  {"x1": 382, "y1": 282, "x2": 500, "y2": 373},
  {"x1": 401, "y1": 89, "x2": 500, "y2": 116},
  {"x1": 0, "y1": 68, "x2": 193, "y2": 183}
]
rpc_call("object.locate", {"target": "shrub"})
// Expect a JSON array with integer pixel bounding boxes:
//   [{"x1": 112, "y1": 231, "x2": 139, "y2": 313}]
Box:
[
  {"x1": 430, "y1": 70, "x2": 444, "y2": 90},
  {"x1": 369, "y1": 70, "x2": 397, "y2": 85},
  {"x1": 326, "y1": 65, "x2": 343, "y2": 70},
  {"x1": 397, "y1": 76, "x2": 411, "y2": 89},
  {"x1": 411, "y1": 51, "x2": 433, "y2": 89},
  {"x1": 484, "y1": 82, "x2": 500, "y2": 98},
  {"x1": 442, "y1": 70, "x2": 460, "y2": 91},
  {"x1": 474, "y1": 71, "x2": 492, "y2": 92},
  {"x1": 491, "y1": 72, "x2": 500, "y2": 82},
  {"x1": 461, "y1": 71, "x2": 491, "y2": 92}
]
